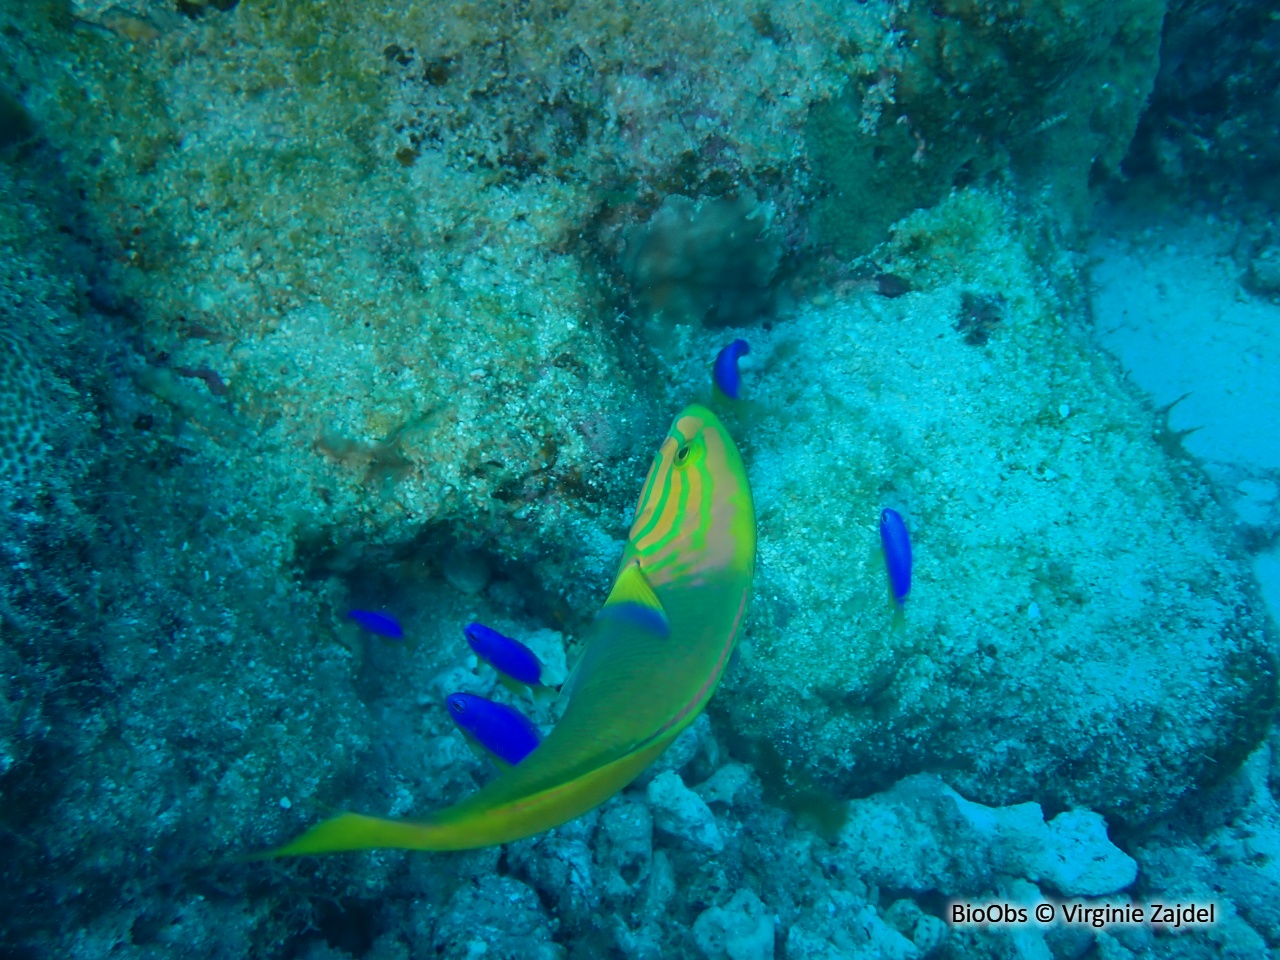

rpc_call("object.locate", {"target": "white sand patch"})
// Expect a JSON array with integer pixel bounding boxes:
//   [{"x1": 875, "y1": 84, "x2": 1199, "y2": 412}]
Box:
[
  {"x1": 1090, "y1": 208, "x2": 1280, "y2": 629},
  {"x1": 1090, "y1": 215, "x2": 1280, "y2": 469}
]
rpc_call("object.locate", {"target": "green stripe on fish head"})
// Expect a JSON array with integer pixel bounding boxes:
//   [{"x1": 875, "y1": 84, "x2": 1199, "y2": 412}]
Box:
[{"x1": 626, "y1": 404, "x2": 754, "y2": 590}]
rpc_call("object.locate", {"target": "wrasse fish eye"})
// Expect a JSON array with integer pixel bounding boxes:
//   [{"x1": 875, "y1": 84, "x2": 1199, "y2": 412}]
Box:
[
  {"x1": 447, "y1": 696, "x2": 467, "y2": 715},
  {"x1": 675, "y1": 445, "x2": 691, "y2": 463}
]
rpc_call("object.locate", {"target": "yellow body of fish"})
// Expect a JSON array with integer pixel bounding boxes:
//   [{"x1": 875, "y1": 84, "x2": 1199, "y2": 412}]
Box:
[{"x1": 259, "y1": 403, "x2": 755, "y2": 855}]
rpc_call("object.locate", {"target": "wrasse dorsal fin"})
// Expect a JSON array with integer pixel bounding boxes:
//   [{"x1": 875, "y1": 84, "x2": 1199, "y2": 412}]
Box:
[{"x1": 599, "y1": 560, "x2": 670, "y2": 638}]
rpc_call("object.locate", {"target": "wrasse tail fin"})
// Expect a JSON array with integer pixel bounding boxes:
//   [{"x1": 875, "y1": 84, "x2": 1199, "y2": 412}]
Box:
[{"x1": 244, "y1": 813, "x2": 449, "y2": 859}]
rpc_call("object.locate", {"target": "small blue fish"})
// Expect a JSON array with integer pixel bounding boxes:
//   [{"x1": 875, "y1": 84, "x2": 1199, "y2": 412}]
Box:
[
  {"x1": 347, "y1": 609, "x2": 404, "y2": 640},
  {"x1": 879, "y1": 508, "x2": 912, "y2": 607},
  {"x1": 712, "y1": 339, "x2": 751, "y2": 400},
  {"x1": 464, "y1": 622, "x2": 542, "y2": 687},
  {"x1": 446, "y1": 692, "x2": 541, "y2": 767}
]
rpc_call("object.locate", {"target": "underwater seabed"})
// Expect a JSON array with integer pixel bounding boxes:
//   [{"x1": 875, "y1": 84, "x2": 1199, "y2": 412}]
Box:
[
  {"x1": 0, "y1": 183, "x2": 1276, "y2": 958},
  {"x1": 229, "y1": 197, "x2": 1280, "y2": 959},
  {"x1": 1, "y1": 0, "x2": 1278, "y2": 954},
  {"x1": 1089, "y1": 202, "x2": 1280, "y2": 620}
]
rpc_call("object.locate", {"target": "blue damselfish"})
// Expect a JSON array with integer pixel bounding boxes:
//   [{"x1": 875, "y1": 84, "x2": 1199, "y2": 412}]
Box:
[
  {"x1": 446, "y1": 693, "x2": 541, "y2": 766},
  {"x1": 347, "y1": 610, "x2": 404, "y2": 640},
  {"x1": 464, "y1": 622, "x2": 543, "y2": 687},
  {"x1": 712, "y1": 339, "x2": 750, "y2": 400},
  {"x1": 879, "y1": 508, "x2": 912, "y2": 606}
]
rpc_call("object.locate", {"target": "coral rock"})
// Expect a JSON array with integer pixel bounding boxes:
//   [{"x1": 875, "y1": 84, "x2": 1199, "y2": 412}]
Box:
[
  {"x1": 838, "y1": 774, "x2": 1136, "y2": 899},
  {"x1": 646, "y1": 770, "x2": 724, "y2": 852},
  {"x1": 692, "y1": 889, "x2": 774, "y2": 960}
]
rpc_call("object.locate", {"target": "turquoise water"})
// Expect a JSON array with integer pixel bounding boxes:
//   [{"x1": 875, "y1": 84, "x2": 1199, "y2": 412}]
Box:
[{"x1": 1, "y1": 2, "x2": 1278, "y2": 958}]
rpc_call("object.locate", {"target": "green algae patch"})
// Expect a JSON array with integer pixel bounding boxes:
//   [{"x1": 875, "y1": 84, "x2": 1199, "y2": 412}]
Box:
[{"x1": 737, "y1": 736, "x2": 850, "y2": 841}]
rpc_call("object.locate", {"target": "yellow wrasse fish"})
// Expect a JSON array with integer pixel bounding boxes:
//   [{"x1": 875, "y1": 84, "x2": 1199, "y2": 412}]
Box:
[{"x1": 258, "y1": 403, "x2": 755, "y2": 856}]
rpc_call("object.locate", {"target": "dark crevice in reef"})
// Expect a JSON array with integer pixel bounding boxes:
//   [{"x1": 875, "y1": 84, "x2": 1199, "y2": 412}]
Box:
[{"x1": 1121, "y1": 0, "x2": 1280, "y2": 206}]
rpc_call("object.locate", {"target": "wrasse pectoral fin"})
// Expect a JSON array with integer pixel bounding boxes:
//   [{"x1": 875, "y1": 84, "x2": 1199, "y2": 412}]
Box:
[{"x1": 597, "y1": 560, "x2": 670, "y2": 638}]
